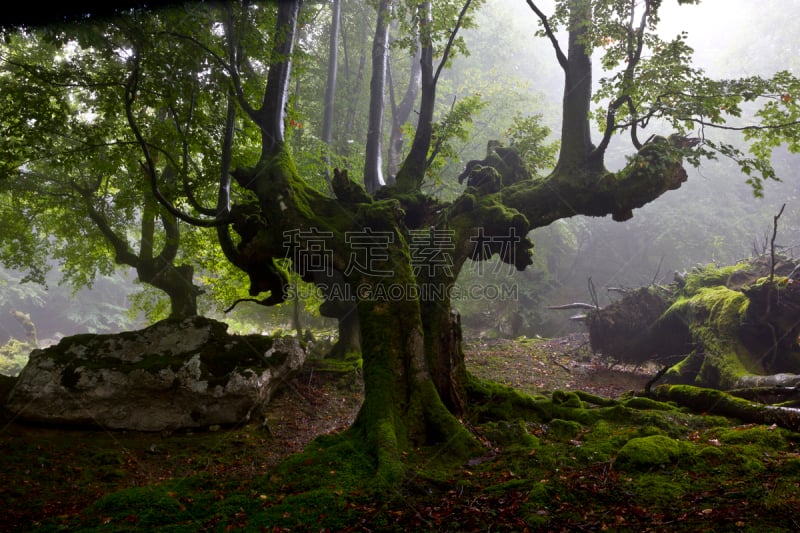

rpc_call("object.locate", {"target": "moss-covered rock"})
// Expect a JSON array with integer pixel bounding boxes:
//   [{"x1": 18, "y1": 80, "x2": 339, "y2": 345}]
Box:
[
  {"x1": 5, "y1": 317, "x2": 306, "y2": 431},
  {"x1": 482, "y1": 420, "x2": 540, "y2": 449}
]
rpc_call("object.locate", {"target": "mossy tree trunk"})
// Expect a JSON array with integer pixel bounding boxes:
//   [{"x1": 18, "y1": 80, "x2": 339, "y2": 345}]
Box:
[
  {"x1": 556, "y1": 0, "x2": 596, "y2": 173},
  {"x1": 320, "y1": 297, "x2": 361, "y2": 360},
  {"x1": 150, "y1": 0, "x2": 694, "y2": 477}
]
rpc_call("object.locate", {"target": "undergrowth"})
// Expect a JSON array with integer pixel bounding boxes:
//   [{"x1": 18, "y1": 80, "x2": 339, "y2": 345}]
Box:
[{"x1": 2, "y1": 352, "x2": 800, "y2": 531}]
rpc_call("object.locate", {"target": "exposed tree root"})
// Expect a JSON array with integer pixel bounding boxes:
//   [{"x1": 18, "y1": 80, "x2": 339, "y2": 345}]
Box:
[{"x1": 648, "y1": 384, "x2": 800, "y2": 432}]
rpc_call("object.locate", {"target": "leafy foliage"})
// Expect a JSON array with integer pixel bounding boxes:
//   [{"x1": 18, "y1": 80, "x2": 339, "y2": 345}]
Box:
[
  {"x1": 505, "y1": 112, "x2": 559, "y2": 176},
  {"x1": 0, "y1": 338, "x2": 32, "y2": 376},
  {"x1": 427, "y1": 92, "x2": 488, "y2": 180}
]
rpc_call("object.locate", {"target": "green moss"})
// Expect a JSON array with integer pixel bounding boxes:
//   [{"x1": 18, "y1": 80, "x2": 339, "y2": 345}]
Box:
[
  {"x1": 682, "y1": 262, "x2": 751, "y2": 296},
  {"x1": 248, "y1": 489, "x2": 357, "y2": 531},
  {"x1": 718, "y1": 426, "x2": 789, "y2": 450},
  {"x1": 626, "y1": 473, "x2": 690, "y2": 505},
  {"x1": 662, "y1": 286, "x2": 756, "y2": 388},
  {"x1": 466, "y1": 374, "x2": 548, "y2": 422},
  {"x1": 551, "y1": 390, "x2": 583, "y2": 408},
  {"x1": 482, "y1": 420, "x2": 540, "y2": 449},
  {"x1": 309, "y1": 356, "x2": 362, "y2": 373},
  {"x1": 694, "y1": 444, "x2": 726, "y2": 465},
  {"x1": 546, "y1": 418, "x2": 583, "y2": 441},
  {"x1": 622, "y1": 396, "x2": 676, "y2": 411},
  {"x1": 615, "y1": 435, "x2": 684, "y2": 469},
  {"x1": 89, "y1": 486, "x2": 184, "y2": 527},
  {"x1": 574, "y1": 390, "x2": 619, "y2": 407}
]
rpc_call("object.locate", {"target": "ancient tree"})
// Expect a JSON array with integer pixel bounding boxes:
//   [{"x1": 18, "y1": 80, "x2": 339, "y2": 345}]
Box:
[
  {"x1": 11, "y1": 0, "x2": 799, "y2": 480},
  {"x1": 153, "y1": 0, "x2": 698, "y2": 479}
]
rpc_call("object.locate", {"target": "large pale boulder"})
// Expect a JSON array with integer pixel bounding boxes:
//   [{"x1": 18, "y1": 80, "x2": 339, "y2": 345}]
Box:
[{"x1": 4, "y1": 316, "x2": 305, "y2": 431}]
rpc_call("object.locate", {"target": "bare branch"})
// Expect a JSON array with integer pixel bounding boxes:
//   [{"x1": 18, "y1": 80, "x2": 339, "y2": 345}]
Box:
[
  {"x1": 525, "y1": 0, "x2": 568, "y2": 71},
  {"x1": 548, "y1": 302, "x2": 600, "y2": 310},
  {"x1": 433, "y1": 0, "x2": 473, "y2": 84},
  {"x1": 770, "y1": 203, "x2": 787, "y2": 283}
]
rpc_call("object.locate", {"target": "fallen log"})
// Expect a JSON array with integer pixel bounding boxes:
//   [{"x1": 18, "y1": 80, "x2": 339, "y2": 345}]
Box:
[
  {"x1": 648, "y1": 384, "x2": 800, "y2": 432},
  {"x1": 581, "y1": 256, "x2": 800, "y2": 393}
]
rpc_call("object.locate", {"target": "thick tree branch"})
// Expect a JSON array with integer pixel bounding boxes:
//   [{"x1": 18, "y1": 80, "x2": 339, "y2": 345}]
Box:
[{"x1": 72, "y1": 182, "x2": 140, "y2": 267}]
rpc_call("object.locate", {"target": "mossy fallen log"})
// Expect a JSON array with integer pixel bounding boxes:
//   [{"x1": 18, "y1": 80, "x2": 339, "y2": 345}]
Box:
[
  {"x1": 649, "y1": 384, "x2": 800, "y2": 432},
  {"x1": 585, "y1": 256, "x2": 800, "y2": 393}
]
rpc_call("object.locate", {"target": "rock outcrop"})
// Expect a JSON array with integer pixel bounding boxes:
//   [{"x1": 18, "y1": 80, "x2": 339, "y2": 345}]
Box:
[{"x1": 4, "y1": 316, "x2": 305, "y2": 431}]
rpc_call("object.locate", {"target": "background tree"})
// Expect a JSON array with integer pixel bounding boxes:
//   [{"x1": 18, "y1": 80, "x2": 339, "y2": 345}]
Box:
[{"x1": 0, "y1": 11, "x2": 242, "y2": 320}]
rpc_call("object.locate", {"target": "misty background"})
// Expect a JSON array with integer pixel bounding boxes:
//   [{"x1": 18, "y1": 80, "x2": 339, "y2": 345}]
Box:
[{"x1": 2, "y1": 0, "x2": 799, "y2": 352}]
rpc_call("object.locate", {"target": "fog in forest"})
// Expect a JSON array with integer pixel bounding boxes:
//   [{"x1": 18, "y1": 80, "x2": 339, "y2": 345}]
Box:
[
  {"x1": 5, "y1": 3, "x2": 800, "y2": 529},
  {"x1": 2, "y1": 0, "x2": 800, "y2": 351},
  {"x1": 449, "y1": 0, "x2": 800, "y2": 337}
]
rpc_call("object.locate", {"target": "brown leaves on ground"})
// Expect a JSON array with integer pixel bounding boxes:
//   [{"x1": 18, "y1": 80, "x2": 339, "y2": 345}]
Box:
[{"x1": 466, "y1": 332, "x2": 653, "y2": 398}]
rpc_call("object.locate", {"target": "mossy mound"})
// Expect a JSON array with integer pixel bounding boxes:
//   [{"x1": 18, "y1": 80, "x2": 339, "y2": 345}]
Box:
[
  {"x1": 587, "y1": 256, "x2": 800, "y2": 391},
  {"x1": 615, "y1": 434, "x2": 685, "y2": 469}
]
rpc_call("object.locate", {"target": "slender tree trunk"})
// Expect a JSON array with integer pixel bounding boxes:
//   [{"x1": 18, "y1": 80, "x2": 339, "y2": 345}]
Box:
[
  {"x1": 321, "y1": 0, "x2": 340, "y2": 149},
  {"x1": 341, "y1": 4, "x2": 368, "y2": 157},
  {"x1": 260, "y1": 0, "x2": 301, "y2": 158},
  {"x1": 387, "y1": 43, "x2": 421, "y2": 180},
  {"x1": 393, "y1": 1, "x2": 434, "y2": 193},
  {"x1": 144, "y1": 263, "x2": 199, "y2": 320},
  {"x1": 364, "y1": 0, "x2": 391, "y2": 194},
  {"x1": 321, "y1": 298, "x2": 361, "y2": 359}
]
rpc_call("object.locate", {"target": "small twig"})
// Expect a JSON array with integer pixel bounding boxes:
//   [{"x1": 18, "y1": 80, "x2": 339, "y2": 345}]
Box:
[
  {"x1": 588, "y1": 277, "x2": 599, "y2": 309},
  {"x1": 606, "y1": 287, "x2": 630, "y2": 295},
  {"x1": 770, "y1": 203, "x2": 786, "y2": 283},
  {"x1": 644, "y1": 364, "x2": 672, "y2": 395},
  {"x1": 651, "y1": 255, "x2": 664, "y2": 286},
  {"x1": 548, "y1": 303, "x2": 599, "y2": 310},
  {"x1": 550, "y1": 357, "x2": 572, "y2": 374},
  {"x1": 224, "y1": 298, "x2": 263, "y2": 313}
]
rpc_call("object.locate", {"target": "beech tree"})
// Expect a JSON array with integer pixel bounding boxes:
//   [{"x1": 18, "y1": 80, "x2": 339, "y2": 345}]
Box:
[
  {"x1": 5, "y1": 0, "x2": 800, "y2": 482},
  {"x1": 0, "y1": 12, "x2": 238, "y2": 319}
]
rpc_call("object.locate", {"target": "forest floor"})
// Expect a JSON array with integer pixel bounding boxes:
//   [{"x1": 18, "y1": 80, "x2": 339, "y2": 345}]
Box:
[{"x1": 1, "y1": 333, "x2": 799, "y2": 531}]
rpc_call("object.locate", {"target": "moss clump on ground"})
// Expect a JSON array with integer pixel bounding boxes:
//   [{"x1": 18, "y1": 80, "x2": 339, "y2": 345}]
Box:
[
  {"x1": 614, "y1": 434, "x2": 685, "y2": 469},
  {"x1": 681, "y1": 262, "x2": 752, "y2": 296}
]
